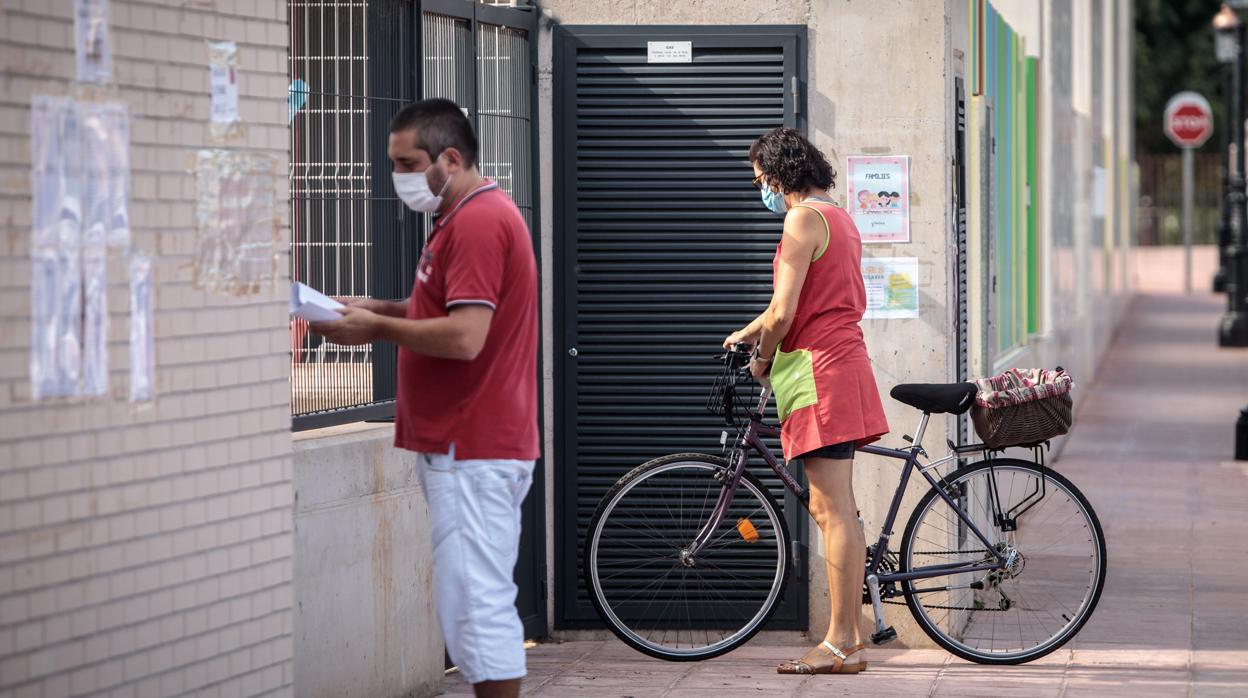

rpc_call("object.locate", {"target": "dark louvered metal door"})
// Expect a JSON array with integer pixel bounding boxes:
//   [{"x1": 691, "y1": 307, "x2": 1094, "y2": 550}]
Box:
[
  {"x1": 553, "y1": 26, "x2": 808, "y2": 628},
  {"x1": 954, "y1": 78, "x2": 970, "y2": 445}
]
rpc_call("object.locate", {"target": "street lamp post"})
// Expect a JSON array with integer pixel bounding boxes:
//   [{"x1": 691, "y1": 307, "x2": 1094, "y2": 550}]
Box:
[
  {"x1": 1214, "y1": 4, "x2": 1248, "y2": 347},
  {"x1": 1215, "y1": 3, "x2": 1248, "y2": 461},
  {"x1": 1214, "y1": 43, "x2": 1232, "y2": 293}
]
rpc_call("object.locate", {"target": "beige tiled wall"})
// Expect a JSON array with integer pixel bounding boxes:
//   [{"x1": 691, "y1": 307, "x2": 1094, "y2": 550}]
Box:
[{"x1": 0, "y1": 1, "x2": 294, "y2": 695}]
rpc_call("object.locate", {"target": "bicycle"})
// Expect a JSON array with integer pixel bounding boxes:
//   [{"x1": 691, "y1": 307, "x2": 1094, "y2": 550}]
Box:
[{"x1": 583, "y1": 344, "x2": 1106, "y2": 664}]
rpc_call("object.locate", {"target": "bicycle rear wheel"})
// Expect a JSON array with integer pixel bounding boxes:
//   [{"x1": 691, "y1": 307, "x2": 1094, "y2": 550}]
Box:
[
  {"x1": 584, "y1": 453, "x2": 790, "y2": 661},
  {"x1": 900, "y1": 458, "x2": 1106, "y2": 664}
]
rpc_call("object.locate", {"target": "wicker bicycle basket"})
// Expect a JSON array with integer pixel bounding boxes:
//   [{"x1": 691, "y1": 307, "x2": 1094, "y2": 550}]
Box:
[{"x1": 971, "y1": 368, "x2": 1074, "y2": 450}]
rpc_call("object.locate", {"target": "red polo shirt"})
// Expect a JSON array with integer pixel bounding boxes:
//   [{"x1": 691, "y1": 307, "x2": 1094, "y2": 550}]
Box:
[{"x1": 394, "y1": 181, "x2": 540, "y2": 461}]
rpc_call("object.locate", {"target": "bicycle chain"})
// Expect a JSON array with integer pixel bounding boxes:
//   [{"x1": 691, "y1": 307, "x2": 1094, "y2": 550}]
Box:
[
  {"x1": 879, "y1": 598, "x2": 1006, "y2": 612},
  {"x1": 873, "y1": 549, "x2": 1006, "y2": 612}
]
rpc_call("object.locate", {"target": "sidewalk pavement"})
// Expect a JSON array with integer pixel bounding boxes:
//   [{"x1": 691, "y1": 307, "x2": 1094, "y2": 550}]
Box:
[
  {"x1": 1132, "y1": 244, "x2": 1218, "y2": 294},
  {"x1": 442, "y1": 291, "x2": 1248, "y2": 697}
]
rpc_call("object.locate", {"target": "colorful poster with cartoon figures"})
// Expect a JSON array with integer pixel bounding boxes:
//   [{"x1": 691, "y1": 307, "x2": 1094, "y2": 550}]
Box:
[
  {"x1": 862, "y1": 257, "x2": 919, "y2": 319},
  {"x1": 846, "y1": 156, "x2": 911, "y2": 244}
]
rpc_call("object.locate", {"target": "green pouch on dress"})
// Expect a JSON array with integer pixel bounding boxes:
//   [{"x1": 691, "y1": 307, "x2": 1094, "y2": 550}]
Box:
[{"x1": 771, "y1": 348, "x2": 818, "y2": 421}]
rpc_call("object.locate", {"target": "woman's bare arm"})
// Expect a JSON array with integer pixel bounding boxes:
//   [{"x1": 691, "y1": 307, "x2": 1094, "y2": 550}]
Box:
[{"x1": 755, "y1": 206, "x2": 824, "y2": 367}]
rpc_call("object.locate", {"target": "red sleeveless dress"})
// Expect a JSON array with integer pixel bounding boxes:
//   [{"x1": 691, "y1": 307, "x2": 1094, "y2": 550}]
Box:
[{"x1": 769, "y1": 200, "x2": 890, "y2": 461}]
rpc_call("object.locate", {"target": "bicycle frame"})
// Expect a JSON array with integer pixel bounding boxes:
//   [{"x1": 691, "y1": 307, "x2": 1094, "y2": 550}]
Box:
[{"x1": 686, "y1": 387, "x2": 1008, "y2": 587}]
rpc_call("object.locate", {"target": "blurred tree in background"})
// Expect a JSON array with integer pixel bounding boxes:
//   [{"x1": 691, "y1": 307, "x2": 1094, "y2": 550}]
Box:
[{"x1": 1135, "y1": 0, "x2": 1224, "y2": 154}]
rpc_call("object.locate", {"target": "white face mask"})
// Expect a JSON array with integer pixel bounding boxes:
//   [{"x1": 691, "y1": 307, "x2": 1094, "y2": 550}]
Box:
[{"x1": 392, "y1": 160, "x2": 453, "y2": 212}]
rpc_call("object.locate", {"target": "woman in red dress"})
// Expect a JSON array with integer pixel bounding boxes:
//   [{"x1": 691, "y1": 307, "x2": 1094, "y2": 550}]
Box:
[{"x1": 724, "y1": 128, "x2": 890, "y2": 675}]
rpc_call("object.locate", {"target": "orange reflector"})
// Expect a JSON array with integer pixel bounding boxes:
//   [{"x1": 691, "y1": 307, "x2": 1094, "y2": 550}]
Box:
[{"x1": 737, "y1": 517, "x2": 759, "y2": 543}]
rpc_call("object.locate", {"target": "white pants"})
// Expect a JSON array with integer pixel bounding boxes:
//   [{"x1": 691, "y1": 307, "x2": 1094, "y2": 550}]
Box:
[{"x1": 417, "y1": 446, "x2": 534, "y2": 685}]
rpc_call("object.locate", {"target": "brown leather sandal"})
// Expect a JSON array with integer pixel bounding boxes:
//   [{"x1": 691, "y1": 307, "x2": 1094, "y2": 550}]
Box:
[{"x1": 776, "y1": 641, "x2": 868, "y2": 675}]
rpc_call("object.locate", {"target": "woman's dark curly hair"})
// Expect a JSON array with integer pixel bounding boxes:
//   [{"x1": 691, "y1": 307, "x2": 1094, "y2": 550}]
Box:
[{"x1": 748, "y1": 128, "x2": 836, "y2": 194}]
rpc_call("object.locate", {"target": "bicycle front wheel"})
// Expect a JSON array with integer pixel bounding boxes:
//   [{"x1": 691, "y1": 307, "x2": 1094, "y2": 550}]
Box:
[
  {"x1": 584, "y1": 453, "x2": 790, "y2": 661},
  {"x1": 900, "y1": 458, "x2": 1107, "y2": 664}
]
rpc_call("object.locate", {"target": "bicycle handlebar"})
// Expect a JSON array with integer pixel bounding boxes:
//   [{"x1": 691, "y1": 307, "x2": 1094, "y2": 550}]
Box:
[{"x1": 714, "y1": 342, "x2": 753, "y2": 371}]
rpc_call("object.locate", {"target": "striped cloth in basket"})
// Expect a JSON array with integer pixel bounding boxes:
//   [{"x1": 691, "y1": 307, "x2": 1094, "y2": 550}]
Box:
[{"x1": 973, "y1": 368, "x2": 1073, "y2": 409}]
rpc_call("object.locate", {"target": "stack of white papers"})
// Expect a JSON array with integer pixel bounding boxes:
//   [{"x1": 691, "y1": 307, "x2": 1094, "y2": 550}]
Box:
[{"x1": 290, "y1": 282, "x2": 345, "y2": 322}]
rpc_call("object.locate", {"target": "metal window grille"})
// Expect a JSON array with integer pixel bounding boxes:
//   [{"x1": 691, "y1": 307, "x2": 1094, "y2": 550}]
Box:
[
  {"x1": 289, "y1": 0, "x2": 414, "y2": 428},
  {"x1": 289, "y1": 0, "x2": 537, "y2": 430},
  {"x1": 421, "y1": 7, "x2": 534, "y2": 229},
  {"x1": 423, "y1": 13, "x2": 474, "y2": 107},
  {"x1": 476, "y1": 22, "x2": 534, "y2": 231}
]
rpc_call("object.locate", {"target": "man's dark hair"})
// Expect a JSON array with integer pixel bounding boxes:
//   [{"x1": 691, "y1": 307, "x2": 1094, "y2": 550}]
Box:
[
  {"x1": 890, "y1": 191, "x2": 900, "y2": 198},
  {"x1": 748, "y1": 127, "x2": 836, "y2": 193},
  {"x1": 389, "y1": 98, "x2": 479, "y2": 167}
]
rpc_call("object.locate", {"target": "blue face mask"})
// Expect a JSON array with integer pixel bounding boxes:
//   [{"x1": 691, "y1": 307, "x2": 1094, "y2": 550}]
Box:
[{"x1": 760, "y1": 184, "x2": 787, "y2": 215}]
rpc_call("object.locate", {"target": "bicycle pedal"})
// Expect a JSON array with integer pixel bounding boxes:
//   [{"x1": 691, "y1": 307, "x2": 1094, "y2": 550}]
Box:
[{"x1": 871, "y1": 627, "x2": 898, "y2": 646}]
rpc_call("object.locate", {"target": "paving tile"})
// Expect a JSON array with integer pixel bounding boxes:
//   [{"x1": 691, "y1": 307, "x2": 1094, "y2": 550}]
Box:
[
  {"x1": 657, "y1": 690, "x2": 798, "y2": 698},
  {"x1": 1192, "y1": 668, "x2": 1248, "y2": 689},
  {"x1": 668, "y1": 664, "x2": 808, "y2": 692},
  {"x1": 931, "y1": 687, "x2": 1061, "y2": 698},
  {"x1": 1071, "y1": 648, "x2": 1191, "y2": 669},
  {"x1": 1063, "y1": 671, "x2": 1191, "y2": 697},
  {"x1": 1191, "y1": 688, "x2": 1248, "y2": 698},
  {"x1": 1192, "y1": 651, "x2": 1248, "y2": 670}
]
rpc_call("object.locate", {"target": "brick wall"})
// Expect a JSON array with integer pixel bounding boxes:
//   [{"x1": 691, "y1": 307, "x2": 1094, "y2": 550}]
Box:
[{"x1": 0, "y1": 1, "x2": 294, "y2": 695}]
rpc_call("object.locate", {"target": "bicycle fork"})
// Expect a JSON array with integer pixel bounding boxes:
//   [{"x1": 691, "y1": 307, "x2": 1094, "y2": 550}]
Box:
[
  {"x1": 686, "y1": 386, "x2": 780, "y2": 563},
  {"x1": 682, "y1": 446, "x2": 748, "y2": 563}
]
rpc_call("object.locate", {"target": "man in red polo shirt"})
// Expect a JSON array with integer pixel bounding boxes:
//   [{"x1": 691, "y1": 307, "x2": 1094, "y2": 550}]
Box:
[{"x1": 310, "y1": 98, "x2": 538, "y2": 698}]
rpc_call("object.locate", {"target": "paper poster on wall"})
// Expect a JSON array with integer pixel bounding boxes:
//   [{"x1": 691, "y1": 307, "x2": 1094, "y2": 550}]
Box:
[
  {"x1": 846, "y1": 156, "x2": 911, "y2": 244},
  {"x1": 75, "y1": 0, "x2": 112, "y2": 83},
  {"x1": 30, "y1": 96, "x2": 84, "y2": 399},
  {"x1": 129, "y1": 253, "x2": 154, "y2": 403},
  {"x1": 194, "y1": 149, "x2": 278, "y2": 294},
  {"x1": 31, "y1": 97, "x2": 81, "y2": 251},
  {"x1": 209, "y1": 41, "x2": 241, "y2": 140},
  {"x1": 81, "y1": 247, "x2": 108, "y2": 396},
  {"x1": 31, "y1": 97, "x2": 132, "y2": 399},
  {"x1": 862, "y1": 257, "x2": 920, "y2": 319},
  {"x1": 30, "y1": 249, "x2": 83, "y2": 399},
  {"x1": 81, "y1": 102, "x2": 130, "y2": 248}
]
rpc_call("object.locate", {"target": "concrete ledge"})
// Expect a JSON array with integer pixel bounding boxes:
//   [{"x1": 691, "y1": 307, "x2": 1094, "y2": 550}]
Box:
[{"x1": 293, "y1": 423, "x2": 443, "y2": 698}]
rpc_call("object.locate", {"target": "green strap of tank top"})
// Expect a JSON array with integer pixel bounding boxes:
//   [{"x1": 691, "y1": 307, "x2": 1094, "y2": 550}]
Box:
[{"x1": 791, "y1": 202, "x2": 832, "y2": 262}]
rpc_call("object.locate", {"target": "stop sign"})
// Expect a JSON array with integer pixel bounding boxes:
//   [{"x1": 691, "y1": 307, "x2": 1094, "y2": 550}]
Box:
[{"x1": 1164, "y1": 91, "x2": 1214, "y2": 148}]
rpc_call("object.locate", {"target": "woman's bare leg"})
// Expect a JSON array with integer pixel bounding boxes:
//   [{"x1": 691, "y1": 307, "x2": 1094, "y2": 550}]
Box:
[{"x1": 793, "y1": 456, "x2": 865, "y2": 667}]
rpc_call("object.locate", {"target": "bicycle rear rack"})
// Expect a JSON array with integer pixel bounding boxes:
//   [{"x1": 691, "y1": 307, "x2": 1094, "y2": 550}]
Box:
[{"x1": 939, "y1": 439, "x2": 1051, "y2": 531}]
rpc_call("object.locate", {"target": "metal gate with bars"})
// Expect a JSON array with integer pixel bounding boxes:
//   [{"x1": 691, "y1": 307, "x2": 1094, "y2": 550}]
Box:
[
  {"x1": 288, "y1": 0, "x2": 545, "y2": 638},
  {"x1": 289, "y1": 0, "x2": 538, "y2": 429},
  {"x1": 1136, "y1": 152, "x2": 1222, "y2": 246},
  {"x1": 553, "y1": 25, "x2": 809, "y2": 629},
  {"x1": 289, "y1": 0, "x2": 413, "y2": 426}
]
